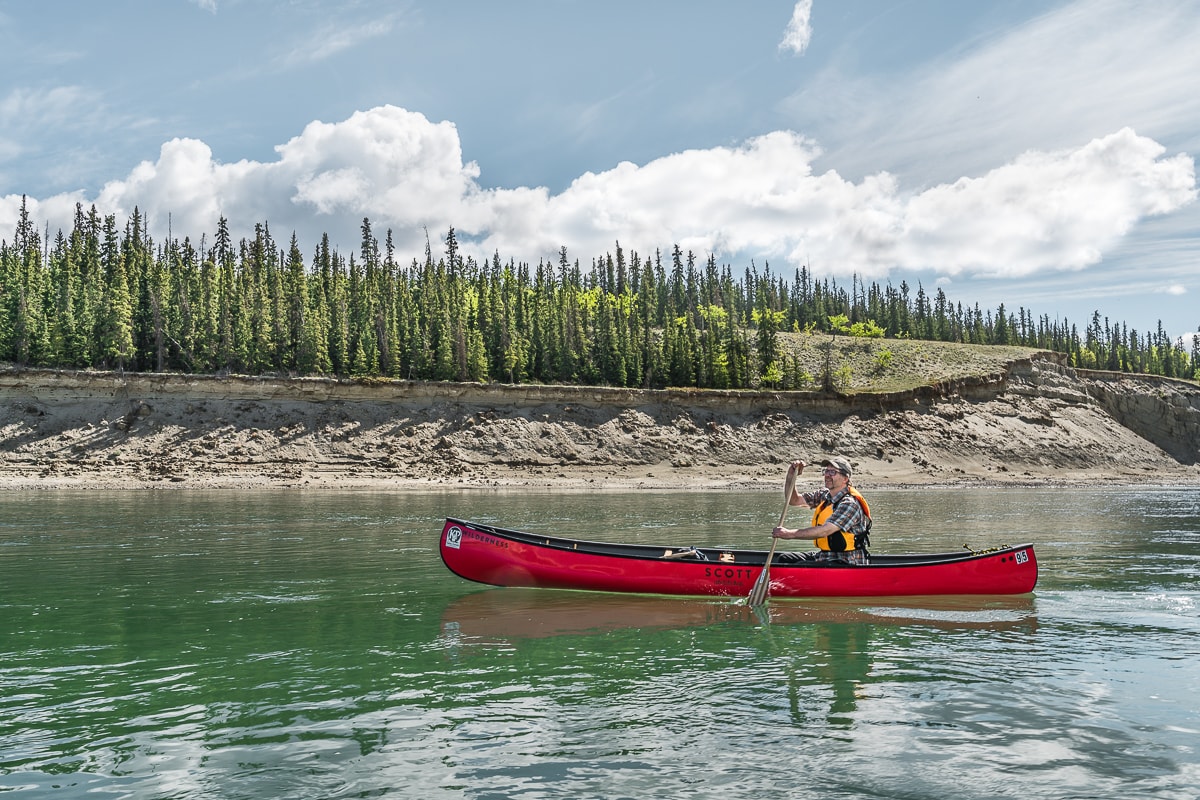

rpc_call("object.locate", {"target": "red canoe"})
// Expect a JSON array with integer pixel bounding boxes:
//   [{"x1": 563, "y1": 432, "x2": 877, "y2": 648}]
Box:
[{"x1": 439, "y1": 518, "x2": 1038, "y2": 598}]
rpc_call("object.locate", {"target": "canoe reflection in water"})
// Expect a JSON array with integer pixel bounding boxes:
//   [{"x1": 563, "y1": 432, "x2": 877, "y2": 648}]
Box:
[
  {"x1": 439, "y1": 589, "x2": 1038, "y2": 728},
  {"x1": 440, "y1": 588, "x2": 1038, "y2": 641}
]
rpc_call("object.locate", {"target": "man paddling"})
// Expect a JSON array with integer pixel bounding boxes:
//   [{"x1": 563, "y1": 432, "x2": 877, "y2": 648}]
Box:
[{"x1": 772, "y1": 457, "x2": 872, "y2": 565}]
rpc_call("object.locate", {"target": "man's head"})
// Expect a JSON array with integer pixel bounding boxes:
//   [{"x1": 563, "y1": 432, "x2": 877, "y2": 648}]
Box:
[{"x1": 819, "y1": 457, "x2": 852, "y2": 489}]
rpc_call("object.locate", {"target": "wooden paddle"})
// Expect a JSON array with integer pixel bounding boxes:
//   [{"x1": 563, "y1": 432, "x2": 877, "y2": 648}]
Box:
[{"x1": 747, "y1": 465, "x2": 800, "y2": 607}]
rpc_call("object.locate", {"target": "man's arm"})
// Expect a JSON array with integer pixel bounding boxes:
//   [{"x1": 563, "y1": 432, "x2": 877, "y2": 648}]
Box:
[{"x1": 772, "y1": 520, "x2": 840, "y2": 540}]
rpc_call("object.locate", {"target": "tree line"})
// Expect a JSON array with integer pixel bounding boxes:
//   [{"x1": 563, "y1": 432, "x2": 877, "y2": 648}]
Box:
[{"x1": 1, "y1": 199, "x2": 1197, "y2": 388}]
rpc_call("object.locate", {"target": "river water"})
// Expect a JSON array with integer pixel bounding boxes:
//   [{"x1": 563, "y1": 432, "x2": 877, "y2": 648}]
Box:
[{"x1": 1, "y1": 487, "x2": 1197, "y2": 800}]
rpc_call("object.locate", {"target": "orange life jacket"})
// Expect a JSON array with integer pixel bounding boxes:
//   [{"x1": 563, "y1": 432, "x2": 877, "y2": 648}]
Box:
[{"x1": 811, "y1": 487, "x2": 872, "y2": 552}]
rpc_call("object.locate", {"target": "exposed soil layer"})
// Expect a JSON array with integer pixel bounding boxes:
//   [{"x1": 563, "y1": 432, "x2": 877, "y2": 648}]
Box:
[{"x1": 2, "y1": 356, "x2": 1198, "y2": 491}]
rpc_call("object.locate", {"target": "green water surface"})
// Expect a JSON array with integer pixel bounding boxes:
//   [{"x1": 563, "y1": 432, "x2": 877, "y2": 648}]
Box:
[{"x1": 1, "y1": 487, "x2": 1197, "y2": 799}]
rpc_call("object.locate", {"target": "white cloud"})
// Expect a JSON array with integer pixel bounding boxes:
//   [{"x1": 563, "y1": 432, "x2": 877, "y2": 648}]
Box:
[
  {"x1": 780, "y1": 0, "x2": 814, "y2": 56},
  {"x1": 276, "y1": 13, "x2": 403, "y2": 68},
  {"x1": 2, "y1": 108, "x2": 1194, "y2": 288},
  {"x1": 0, "y1": 87, "x2": 95, "y2": 160},
  {"x1": 65, "y1": 106, "x2": 493, "y2": 253},
  {"x1": 94, "y1": 137, "x2": 224, "y2": 237},
  {"x1": 485, "y1": 126, "x2": 1194, "y2": 279},
  {"x1": 0, "y1": 85, "x2": 87, "y2": 122},
  {"x1": 808, "y1": 0, "x2": 1200, "y2": 186},
  {"x1": 1165, "y1": 284, "x2": 1187, "y2": 295},
  {"x1": 896, "y1": 128, "x2": 1197, "y2": 278},
  {"x1": 0, "y1": 85, "x2": 149, "y2": 189}
]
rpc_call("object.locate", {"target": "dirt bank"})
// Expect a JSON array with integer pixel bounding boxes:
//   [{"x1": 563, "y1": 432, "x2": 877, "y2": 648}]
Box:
[{"x1": 2, "y1": 355, "x2": 1198, "y2": 490}]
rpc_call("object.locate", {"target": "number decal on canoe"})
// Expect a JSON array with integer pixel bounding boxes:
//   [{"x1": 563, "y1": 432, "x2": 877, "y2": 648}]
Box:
[
  {"x1": 1014, "y1": 549, "x2": 1029, "y2": 565},
  {"x1": 446, "y1": 526, "x2": 463, "y2": 549}
]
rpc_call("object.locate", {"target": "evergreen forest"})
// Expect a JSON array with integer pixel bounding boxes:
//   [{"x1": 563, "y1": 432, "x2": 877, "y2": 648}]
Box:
[{"x1": 2, "y1": 199, "x2": 1198, "y2": 388}]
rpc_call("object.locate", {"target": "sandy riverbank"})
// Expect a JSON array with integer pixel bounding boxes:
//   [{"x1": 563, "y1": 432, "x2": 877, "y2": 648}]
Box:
[{"x1": 2, "y1": 357, "x2": 1198, "y2": 491}]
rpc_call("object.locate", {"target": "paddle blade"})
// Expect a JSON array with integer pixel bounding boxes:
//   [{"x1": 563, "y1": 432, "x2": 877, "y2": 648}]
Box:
[
  {"x1": 746, "y1": 567, "x2": 771, "y2": 607},
  {"x1": 747, "y1": 538, "x2": 779, "y2": 607}
]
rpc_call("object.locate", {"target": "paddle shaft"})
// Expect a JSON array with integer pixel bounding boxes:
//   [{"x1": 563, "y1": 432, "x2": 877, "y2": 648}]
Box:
[{"x1": 747, "y1": 468, "x2": 799, "y2": 606}]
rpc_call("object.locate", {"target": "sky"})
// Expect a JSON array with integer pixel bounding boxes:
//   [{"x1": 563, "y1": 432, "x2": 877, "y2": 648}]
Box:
[{"x1": 2, "y1": 0, "x2": 1198, "y2": 344}]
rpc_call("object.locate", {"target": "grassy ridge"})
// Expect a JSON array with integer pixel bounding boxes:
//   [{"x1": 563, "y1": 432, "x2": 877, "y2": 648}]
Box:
[{"x1": 778, "y1": 333, "x2": 1046, "y2": 394}]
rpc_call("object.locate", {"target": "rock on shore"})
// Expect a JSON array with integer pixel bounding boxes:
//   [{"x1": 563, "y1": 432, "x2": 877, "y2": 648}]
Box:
[{"x1": 1, "y1": 355, "x2": 1198, "y2": 490}]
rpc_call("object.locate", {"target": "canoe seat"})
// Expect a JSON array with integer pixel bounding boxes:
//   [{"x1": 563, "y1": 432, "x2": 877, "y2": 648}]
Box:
[{"x1": 661, "y1": 546, "x2": 708, "y2": 561}]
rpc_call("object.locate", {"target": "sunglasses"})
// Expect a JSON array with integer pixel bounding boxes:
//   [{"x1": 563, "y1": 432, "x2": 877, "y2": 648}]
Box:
[{"x1": 822, "y1": 468, "x2": 842, "y2": 476}]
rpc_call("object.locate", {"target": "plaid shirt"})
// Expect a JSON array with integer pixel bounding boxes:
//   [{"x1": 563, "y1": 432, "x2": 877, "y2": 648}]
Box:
[
  {"x1": 806, "y1": 548, "x2": 869, "y2": 565},
  {"x1": 801, "y1": 487, "x2": 870, "y2": 565},
  {"x1": 802, "y1": 487, "x2": 869, "y2": 537}
]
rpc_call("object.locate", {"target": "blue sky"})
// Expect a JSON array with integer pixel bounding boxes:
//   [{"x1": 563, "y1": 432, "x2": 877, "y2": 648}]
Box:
[{"x1": 2, "y1": 0, "x2": 1198, "y2": 343}]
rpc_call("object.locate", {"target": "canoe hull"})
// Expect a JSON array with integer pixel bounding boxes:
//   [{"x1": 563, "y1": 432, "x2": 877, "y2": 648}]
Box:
[{"x1": 439, "y1": 518, "x2": 1038, "y2": 598}]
